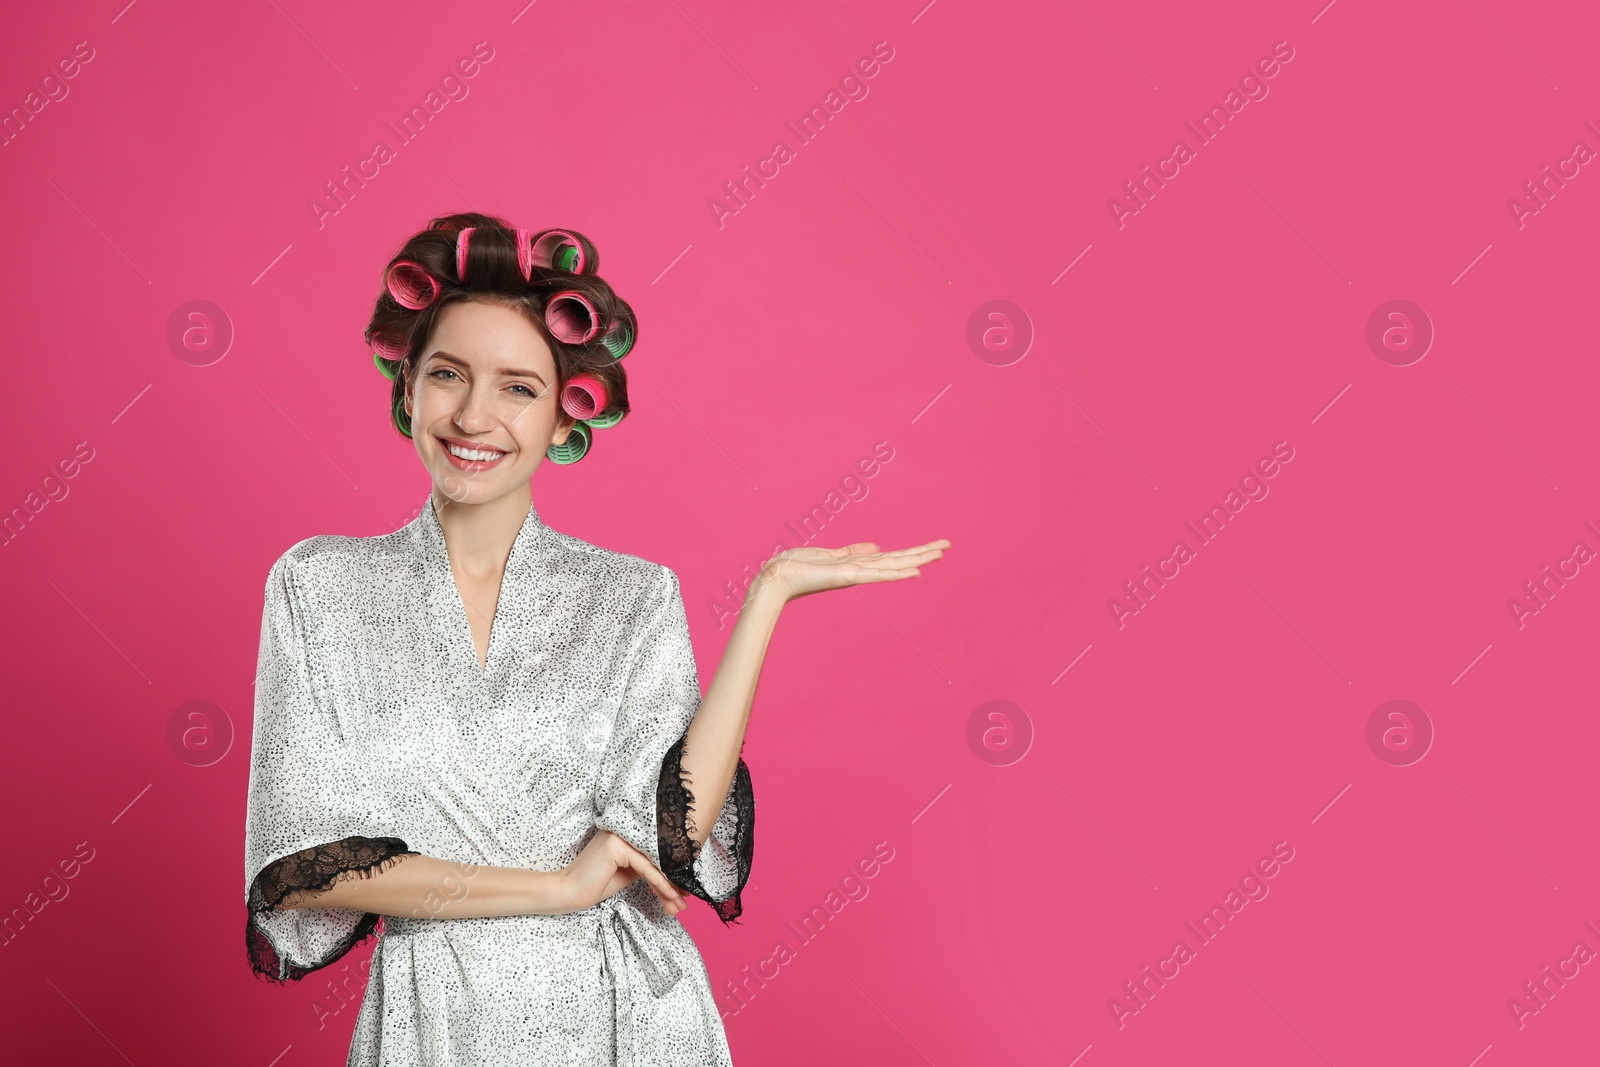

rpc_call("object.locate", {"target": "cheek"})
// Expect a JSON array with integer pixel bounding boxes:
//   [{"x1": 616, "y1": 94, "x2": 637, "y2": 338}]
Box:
[
  {"x1": 411, "y1": 380, "x2": 448, "y2": 416},
  {"x1": 504, "y1": 398, "x2": 555, "y2": 441}
]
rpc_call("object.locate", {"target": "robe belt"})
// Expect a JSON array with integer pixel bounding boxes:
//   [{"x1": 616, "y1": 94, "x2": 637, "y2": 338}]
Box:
[{"x1": 594, "y1": 892, "x2": 684, "y2": 1067}]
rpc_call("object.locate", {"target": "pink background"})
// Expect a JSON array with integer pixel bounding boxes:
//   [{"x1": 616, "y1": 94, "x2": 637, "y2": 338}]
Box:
[{"x1": 2, "y1": 0, "x2": 1597, "y2": 1064}]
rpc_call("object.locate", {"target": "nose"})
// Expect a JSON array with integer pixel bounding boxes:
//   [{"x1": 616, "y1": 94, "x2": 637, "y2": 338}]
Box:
[{"x1": 453, "y1": 380, "x2": 495, "y2": 433}]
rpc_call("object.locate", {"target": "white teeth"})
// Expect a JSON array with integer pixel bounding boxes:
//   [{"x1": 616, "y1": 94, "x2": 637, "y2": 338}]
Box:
[{"x1": 446, "y1": 442, "x2": 506, "y2": 461}]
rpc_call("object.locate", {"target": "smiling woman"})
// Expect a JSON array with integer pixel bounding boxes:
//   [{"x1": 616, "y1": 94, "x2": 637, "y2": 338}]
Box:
[
  {"x1": 244, "y1": 213, "x2": 753, "y2": 1066},
  {"x1": 242, "y1": 211, "x2": 949, "y2": 1066}
]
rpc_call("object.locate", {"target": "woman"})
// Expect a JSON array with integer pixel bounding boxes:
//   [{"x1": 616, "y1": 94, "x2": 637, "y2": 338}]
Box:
[{"x1": 242, "y1": 212, "x2": 949, "y2": 1065}]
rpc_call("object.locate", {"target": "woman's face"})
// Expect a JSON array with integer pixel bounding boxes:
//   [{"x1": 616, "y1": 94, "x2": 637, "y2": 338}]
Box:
[{"x1": 406, "y1": 299, "x2": 575, "y2": 505}]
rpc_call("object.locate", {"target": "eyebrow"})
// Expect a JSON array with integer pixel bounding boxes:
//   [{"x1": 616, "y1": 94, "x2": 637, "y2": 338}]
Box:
[{"x1": 428, "y1": 350, "x2": 547, "y2": 386}]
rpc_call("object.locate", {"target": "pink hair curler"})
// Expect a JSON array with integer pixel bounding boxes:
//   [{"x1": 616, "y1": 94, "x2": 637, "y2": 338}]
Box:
[
  {"x1": 529, "y1": 230, "x2": 587, "y2": 273},
  {"x1": 386, "y1": 260, "x2": 439, "y2": 310},
  {"x1": 455, "y1": 227, "x2": 475, "y2": 281},
  {"x1": 515, "y1": 227, "x2": 534, "y2": 281},
  {"x1": 559, "y1": 375, "x2": 609, "y2": 420},
  {"x1": 544, "y1": 291, "x2": 600, "y2": 344},
  {"x1": 371, "y1": 334, "x2": 408, "y2": 362}
]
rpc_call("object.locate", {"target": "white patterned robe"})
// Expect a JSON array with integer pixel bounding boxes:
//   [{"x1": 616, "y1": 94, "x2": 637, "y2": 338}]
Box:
[{"x1": 243, "y1": 497, "x2": 754, "y2": 1066}]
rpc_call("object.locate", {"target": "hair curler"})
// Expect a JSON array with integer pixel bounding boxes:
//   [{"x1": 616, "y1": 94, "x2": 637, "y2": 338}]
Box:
[
  {"x1": 386, "y1": 261, "x2": 439, "y2": 310},
  {"x1": 528, "y1": 230, "x2": 587, "y2": 274},
  {"x1": 559, "y1": 375, "x2": 609, "y2": 420},
  {"x1": 546, "y1": 422, "x2": 591, "y2": 464},
  {"x1": 514, "y1": 227, "x2": 534, "y2": 281},
  {"x1": 544, "y1": 291, "x2": 600, "y2": 344},
  {"x1": 455, "y1": 227, "x2": 475, "y2": 281},
  {"x1": 600, "y1": 318, "x2": 634, "y2": 360},
  {"x1": 371, "y1": 333, "x2": 409, "y2": 363},
  {"x1": 584, "y1": 408, "x2": 626, "y2": 430},
  {"x1": 392, "y1": 392, "x2": 413, "y2": 438},
  {"x1": 372, "y1": 351, "x2": 399, "y2": 380}
]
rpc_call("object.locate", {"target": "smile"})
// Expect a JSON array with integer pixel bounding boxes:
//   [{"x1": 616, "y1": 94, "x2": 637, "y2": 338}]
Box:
[
  {"x1": 447, "y1": 442, "x2": 505, "y2": 460},
  {"x1": 439, "y1": 438, "x2": 511, "y2": 470}
]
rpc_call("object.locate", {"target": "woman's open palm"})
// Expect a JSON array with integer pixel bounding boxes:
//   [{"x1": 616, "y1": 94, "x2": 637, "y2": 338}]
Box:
[{"x1": 759, "y1": 538, "x2": 951, "y2": 602}]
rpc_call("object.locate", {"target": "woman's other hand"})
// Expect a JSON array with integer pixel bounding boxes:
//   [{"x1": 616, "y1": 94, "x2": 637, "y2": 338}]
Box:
[
  {"x1": 754, "y1": 538, "x2": 951, "y2": 604},
  {"x1": 560, "y1": 828, "x2": 688, "y2": 916}
]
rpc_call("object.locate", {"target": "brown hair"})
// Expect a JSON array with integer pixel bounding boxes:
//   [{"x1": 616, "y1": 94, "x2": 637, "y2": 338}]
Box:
[{"x1": 363, "y1": 212, "x2": 636, "y2": 461}]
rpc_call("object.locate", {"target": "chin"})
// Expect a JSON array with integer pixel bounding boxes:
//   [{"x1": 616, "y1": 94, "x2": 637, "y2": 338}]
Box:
[{"x1": 430, "y1": 467, "x2": 502, "y2": 502}]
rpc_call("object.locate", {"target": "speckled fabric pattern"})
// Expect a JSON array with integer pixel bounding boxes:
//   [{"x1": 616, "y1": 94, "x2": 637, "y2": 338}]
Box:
[{"x1": 243, "y1": 496, "x2": 752, "y2": 1065}]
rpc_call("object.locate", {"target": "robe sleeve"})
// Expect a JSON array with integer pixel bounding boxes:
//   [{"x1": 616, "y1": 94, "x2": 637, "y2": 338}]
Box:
[
  {"x1": 593, "y1": 567, "x2": 754, "y2": 923},
  {"x1": 243, "y1": 552, "x2": 419, "y2": 983}
]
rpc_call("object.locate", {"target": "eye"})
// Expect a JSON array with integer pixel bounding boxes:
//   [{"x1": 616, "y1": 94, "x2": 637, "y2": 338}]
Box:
[
  {"x1": 428, "y1": 367, "x2": 461, "y2": 382},
  {"x1": 509, "y1": 383, "x2": 538, "y2": 397}
]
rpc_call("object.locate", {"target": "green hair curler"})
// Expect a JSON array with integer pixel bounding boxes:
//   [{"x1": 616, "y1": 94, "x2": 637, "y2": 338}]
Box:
[
  {"x1": 547, "y1": 422, "x2": 591, "y2": 464},
  {"x1": 600, "y1": 319, "x2": 634, "y2": 360},
  {"x1": 584, "y1": 408, "x2": 625, "y2": 430},
  {"x1": 392, "y1": 392, "x2": 413, "y2": 438}
]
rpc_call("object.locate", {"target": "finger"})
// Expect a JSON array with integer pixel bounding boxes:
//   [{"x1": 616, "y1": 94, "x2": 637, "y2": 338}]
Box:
[
  {"x1": 617, "y1": 840, "x2": 685, "y2": 905},
  {"x1": 850, "y1": 549, "x2": 944, "y2": 570},
  {"x1": 840, "y1": 565, "x2": 923, "y2": 583},
  {"x1": 807, "y1": 544, "x2": 877, "y2": 561},
  {"x1": 649, "y1": 874, "x2": 686, "y2": 911},
  {"x1": 863, "y1": 543, "x2": 948, "y2": 562},
  {"x1": 799, "y1": 543, "x2": 880, "y2": 560}
]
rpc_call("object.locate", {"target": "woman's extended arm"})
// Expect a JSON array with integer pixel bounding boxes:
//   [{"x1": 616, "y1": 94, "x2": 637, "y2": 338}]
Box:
[
  {"x1": 673, "y1": 578, "x2": 782, "y2": 851},
  {"x1": 674, "y1": 538, "x2": 950, "y2": 850},
  {"x1": 276, "y1": 829, "x2": 688, "y2": 919}
]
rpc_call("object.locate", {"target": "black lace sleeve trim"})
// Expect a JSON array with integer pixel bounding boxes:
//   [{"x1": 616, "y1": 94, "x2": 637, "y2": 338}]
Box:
[
  {"x1": 657, "y1": 732, "x2": 754, "y2": 924},
  {"x1": 246, "y1": 835, "x2": 419, "y2": 984}
]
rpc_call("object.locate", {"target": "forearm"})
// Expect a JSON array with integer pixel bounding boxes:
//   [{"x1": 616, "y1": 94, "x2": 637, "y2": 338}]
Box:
[
  {"x1": 278, "y1": 853, "x2": 574, "y2": 919},
  {"x1": 677, "y1": 577, "x2": 782, "y2": 849}
]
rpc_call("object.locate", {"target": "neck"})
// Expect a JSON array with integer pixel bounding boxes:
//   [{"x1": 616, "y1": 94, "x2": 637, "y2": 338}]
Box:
[{"x1": 431, "y1": 486, "x2": 533, "y2": 577}]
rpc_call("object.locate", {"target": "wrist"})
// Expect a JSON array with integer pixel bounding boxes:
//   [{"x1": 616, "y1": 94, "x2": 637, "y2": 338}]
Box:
[
  {"x1": 743, "y1": 570, "x2": 788, "y2": 615},
  {"x1": 537, "y1": 868, "x2": 578, "y2": 916}
]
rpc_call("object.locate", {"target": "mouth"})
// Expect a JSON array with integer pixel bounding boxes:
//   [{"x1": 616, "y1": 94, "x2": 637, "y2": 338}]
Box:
[{"x1": 437, "y1": 437, "x2": 512, "y2": 472}]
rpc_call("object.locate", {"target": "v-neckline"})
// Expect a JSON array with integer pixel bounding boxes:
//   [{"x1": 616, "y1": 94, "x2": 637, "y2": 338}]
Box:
[
  {"x1": 455, "y1": 560, "x2": 503, "y2": 676},
  {"x1": 420, "y1": 495, "x2": 546, "y2": 681}
]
